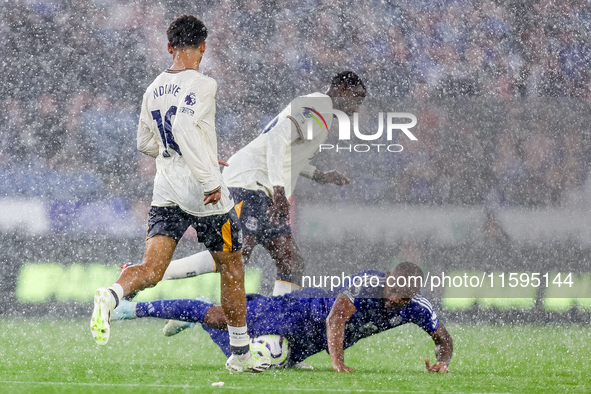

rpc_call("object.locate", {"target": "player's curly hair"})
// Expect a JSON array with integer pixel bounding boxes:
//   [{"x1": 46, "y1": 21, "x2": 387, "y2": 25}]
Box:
[
  {"x1": 167, "y1": 15, "x2": 208, "y2": 48},
  {"x1": 330, "y1": 71, "x2": 366, "y2": 91}
]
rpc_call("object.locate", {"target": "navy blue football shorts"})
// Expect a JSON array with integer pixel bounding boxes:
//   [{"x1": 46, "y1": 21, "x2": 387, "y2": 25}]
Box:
[
  {"x1": 146, "y1": 205, "x2": 242, "y2": 252},
  {"x1": 229, "y1": 187, "x2": 292, "y2": 244}
]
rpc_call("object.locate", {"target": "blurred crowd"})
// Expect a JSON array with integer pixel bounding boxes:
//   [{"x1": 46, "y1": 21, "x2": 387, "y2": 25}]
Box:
[
  {"x1": 1, "y1": 0, "x2": 591, "y2": 207},
  {"x1": 306, "y1": 98, "x2": 591, "y2": 208}
]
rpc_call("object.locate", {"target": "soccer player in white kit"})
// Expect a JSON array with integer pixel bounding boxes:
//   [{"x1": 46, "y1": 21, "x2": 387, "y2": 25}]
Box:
[
  {"x1": 157, "y1": 72, "x2": 366, "y2": 296},
  {"x1": 90, "y1": 15, "x2": 269, "y2": 373}
]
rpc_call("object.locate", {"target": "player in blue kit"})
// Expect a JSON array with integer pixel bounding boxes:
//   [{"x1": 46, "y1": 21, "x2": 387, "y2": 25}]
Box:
[{"x1": 114, "y1": 262, "x2": 453, "y2": 372}]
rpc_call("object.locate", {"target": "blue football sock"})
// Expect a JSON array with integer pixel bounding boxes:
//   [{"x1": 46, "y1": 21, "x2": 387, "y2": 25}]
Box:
[{"x1": 135, "y1": 299, "x2": 212, "y2": 323}]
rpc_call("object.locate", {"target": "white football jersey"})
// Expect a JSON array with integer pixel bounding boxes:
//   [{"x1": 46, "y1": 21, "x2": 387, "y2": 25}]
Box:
[
  {"x1": 223, "y1": 93, "x2": 333, "y2": 199},
  {"x1": 137, "y1": 69, "x2": 233, "y2": 216}
]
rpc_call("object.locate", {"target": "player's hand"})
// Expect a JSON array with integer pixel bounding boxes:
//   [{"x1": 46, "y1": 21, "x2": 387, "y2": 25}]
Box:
[
  {"x1": 218, "y1": 159, "x2": 229, "y2": 167},
  {"x1": 326, "y1": 171, "x2": 350, "y2": 186},
  {"x1": 204, "y1": 190, "x2": 222, "y2": 205},
  {"x1": 425, "y1": 358, "x2": 450, "y2": 373},
  {"x1": 332, "y1": 363, "x2": 355, "y2": 372},
  {"x1": 313, "y1": 170, "x2": 351, "y2": 186},
  {"x1": 268, "y1": 186, "x2": 290, "y2": 224}
]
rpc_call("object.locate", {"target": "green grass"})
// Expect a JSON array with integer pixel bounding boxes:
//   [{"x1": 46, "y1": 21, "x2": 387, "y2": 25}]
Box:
[{"x1": 0, "y1": 318, "x2": 588, "y2": 393}]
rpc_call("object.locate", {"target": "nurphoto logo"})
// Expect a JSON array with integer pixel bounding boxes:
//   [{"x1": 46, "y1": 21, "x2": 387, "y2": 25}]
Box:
[{"x1": 312, "y1": 110, "x2": 418, "y2": 153}]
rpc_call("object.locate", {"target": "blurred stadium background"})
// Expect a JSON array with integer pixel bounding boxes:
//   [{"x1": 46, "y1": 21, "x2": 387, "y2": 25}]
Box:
[{"x1": 1, "y1": 0, "x2": 591, "y2": 323}]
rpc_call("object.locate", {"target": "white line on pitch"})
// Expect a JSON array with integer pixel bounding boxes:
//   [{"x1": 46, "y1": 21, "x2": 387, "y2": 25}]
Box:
[{"x1": 0, "y1": 380, "x2": 510, "y2": 394}]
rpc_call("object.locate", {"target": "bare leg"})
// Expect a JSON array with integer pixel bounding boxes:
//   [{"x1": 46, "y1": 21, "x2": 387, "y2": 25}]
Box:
[
  {"x1": 240, "y1": 234, "x2": 258, "y2": 265},
  {"x1": 116, "y1": 235, "x2": 177, "y2": 296},
  {"x1": 157, "y1": 236, "x2": 258, "y2": 342},
  {"x1": 211, "y1": 250, "x2": 247, "y2": 328},
  {"x1": 263, "y1": 234, "x2": 304, "y2": 294},
  {"x1": 91, "y1": 235, "x2": 177, "y2": 345}
]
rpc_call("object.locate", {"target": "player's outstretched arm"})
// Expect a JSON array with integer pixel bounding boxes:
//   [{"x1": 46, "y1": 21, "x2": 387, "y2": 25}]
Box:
[
  {"x1": 425, "y1": 322, "x2": 453, "y2": 373},
  {"x1": 326, "y1": 294, "x2": 357, "y2": 372},
  {"x1": 312, "y1": 170, "x2": 351, "y2": 186}
]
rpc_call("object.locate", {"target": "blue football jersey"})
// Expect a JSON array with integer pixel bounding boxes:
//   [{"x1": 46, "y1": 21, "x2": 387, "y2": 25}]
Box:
[{"x1": 203, "y1": 271, "x2": 439, "y2": 365}]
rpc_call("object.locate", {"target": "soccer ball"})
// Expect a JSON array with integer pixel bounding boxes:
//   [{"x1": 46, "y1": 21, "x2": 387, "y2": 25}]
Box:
[{"x1": 250, "y1": 334, "x2": 290, "y2": 368}]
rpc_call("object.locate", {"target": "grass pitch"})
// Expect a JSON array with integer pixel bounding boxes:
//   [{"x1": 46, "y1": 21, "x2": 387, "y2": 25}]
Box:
[{"x1": 0, "y1": 318, "x2": 588, "y2": 393}]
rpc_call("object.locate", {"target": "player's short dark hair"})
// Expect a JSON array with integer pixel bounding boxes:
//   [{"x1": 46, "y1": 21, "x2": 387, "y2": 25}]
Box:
[
  {"x1": 167, "y1": 15, "x2": 208, "y2": 49},
  {"x1": 330, "y1": 71, "x2": 366, "y2": 92},
  {"x1": 395, "y1": 262, "x2": 424, "y2": 280}
]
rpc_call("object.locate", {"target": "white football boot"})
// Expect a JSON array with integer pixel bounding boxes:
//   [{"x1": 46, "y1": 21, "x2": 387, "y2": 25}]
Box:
[
  {"x1": 225, "y1": 352, "x2": 271, "y2": 373},
  {"x1": 90, "y1": 287, "x2": 116, "y2": 345},
  {"x1": 162, "y1": 320, "x2": 196, "y2": 336},
  {"x1": 162, "y1": 296, "x2": 209, "y2": 336}
]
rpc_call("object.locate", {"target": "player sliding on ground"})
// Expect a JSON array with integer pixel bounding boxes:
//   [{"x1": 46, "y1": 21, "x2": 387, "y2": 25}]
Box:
[
  {"x1": 113, "y1": 262, "x2": 453, "y2": 373},
  {"x1": 90, "y1": 15, "x2": 269, "y2": 373},
  {"x1": 152, "y1": 71, "x2": 366, "y2": 296}
]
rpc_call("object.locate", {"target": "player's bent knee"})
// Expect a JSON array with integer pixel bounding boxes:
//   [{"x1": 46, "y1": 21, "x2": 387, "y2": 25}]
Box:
[{"x1": 125, "y1": 262, "x2": 168, "y2": 290}]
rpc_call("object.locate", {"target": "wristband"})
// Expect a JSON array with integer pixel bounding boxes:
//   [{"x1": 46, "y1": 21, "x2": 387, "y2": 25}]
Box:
[{"x1": 204, "y1": 186, "x2": 221, "y2": 196}]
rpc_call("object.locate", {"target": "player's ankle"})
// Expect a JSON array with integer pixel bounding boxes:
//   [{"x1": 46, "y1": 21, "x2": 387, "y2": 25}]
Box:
[
  {"x1": 237, "y1": 350, "x2": 251, "y2": 362},
  {"x1": 107, "y1": 284, "x2": 124, "y2": 309},
  {"x1": 228, "y1": 325, "x2": 250, "y2": 355}
]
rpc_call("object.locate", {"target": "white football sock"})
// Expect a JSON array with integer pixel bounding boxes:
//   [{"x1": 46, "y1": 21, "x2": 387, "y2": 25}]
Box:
[
  {"x1": 162, "y1": 251, "x2": 215, "y2": 281},
  {"x1": 228, "y1": 325, "x2": 250, "y2": 346},
  {"x1": 272, "y1": 280, "x2": 301, "y2": 296},
  {"x1": 108, "y1": 283, "x2": 124, "y2": 308}
]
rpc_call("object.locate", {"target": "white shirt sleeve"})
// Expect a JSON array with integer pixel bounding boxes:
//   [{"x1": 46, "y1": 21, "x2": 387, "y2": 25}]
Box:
[
  {"x1": 173, "y1": 78, "x2": 221, "y2": 194},
  {"x1": 137, "y1": 94, "x2": 159, "y2": 158},
  {"x1": 299, "y1": 163, "x2": 317, "y2": 179},
  {"x1": 266, "y1": 117, "x2": 297, "y2": 188}
]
